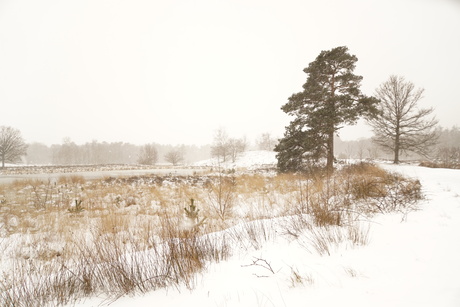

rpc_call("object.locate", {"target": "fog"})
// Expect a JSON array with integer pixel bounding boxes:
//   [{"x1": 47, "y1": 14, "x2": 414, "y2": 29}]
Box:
[{"x1": 1, "y1": 0, "x2": 459, "y2": 146}]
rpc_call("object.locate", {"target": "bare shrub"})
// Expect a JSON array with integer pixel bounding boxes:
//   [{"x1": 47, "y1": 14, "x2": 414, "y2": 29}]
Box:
[
  {"x1": 205, "y1": 173, "x2": 236, "y2": 221},
  {"x1": 431, "y1": 146, "x2": 460, "y2": 169},
  {"x1": 29, "y1": 180, "x2": 54, "y2": 210},
  {"x1": 339, "y1": 162, "x2": 422, "y2": 218},
  {"x1": 341, "y1": 162, "x2": 390, "y2": 199},
  {"x1": 370, "y1": 174, "x2": 422, "y2": 219}
]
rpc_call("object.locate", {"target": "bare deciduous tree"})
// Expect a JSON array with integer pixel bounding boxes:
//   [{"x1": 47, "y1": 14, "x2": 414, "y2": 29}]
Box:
[
  {"x1": 228, "y1": 137, "x2": 247, "y2": 163},
  {"x1": 138, "y1": 144, "x2": 158, "y2": 165},
  {"x1": 0, "y1": 126, "x2": 28, "y2": 168},
  {"x1": 368, "y1": 75, "x2": 438, "y2": 163},
  {"x1": 164, "y1": 148, "x2": 184, "y2": 166},
  {"x1": 53, "y1": 137, "x2": 79, "y2": 165},
  {"x1": 256, "y1": 133, "x2": 277, "y2": 151},
  {"x1": 211, "y1": 128, "x2": 230, "y2": 162},
  {"x1": 210, "y1": 128, "x2": 247, "y2": 163}
]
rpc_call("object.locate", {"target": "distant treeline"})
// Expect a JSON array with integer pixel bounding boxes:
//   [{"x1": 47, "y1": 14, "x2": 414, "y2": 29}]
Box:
[
  {"x1": 334, "y1": 126, "x2": 460, "y2": 163},
  {"x1": 24, "y1": 126, "x2": 459, "y2": 166},
  {"x1": 26, "y1": 140, "x2": 211, "y2": 165}
]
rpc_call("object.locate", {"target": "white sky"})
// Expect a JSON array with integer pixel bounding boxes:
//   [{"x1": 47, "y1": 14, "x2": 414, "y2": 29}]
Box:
[{"x1": 1, "y1": 0, "x2": 459, "y2": 146}]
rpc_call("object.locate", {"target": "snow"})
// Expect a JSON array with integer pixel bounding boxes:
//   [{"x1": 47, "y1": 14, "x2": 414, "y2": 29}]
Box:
[
  {"x1": 193, "y1": 150, "x2": 277, "y2": 170},
  {"x1": 72, "y1": 158, "x2": 460, "y2": 307}
]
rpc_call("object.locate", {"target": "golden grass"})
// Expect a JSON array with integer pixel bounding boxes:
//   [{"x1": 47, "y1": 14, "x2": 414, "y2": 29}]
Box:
[
  {"x1": 57, "y1": 175, "x2": 86, "y2": 185},
  {"x1": 0, "y1": 163, "x2": 421, "y2": 240},
  {"x1": 0, "y1": 163, "x2": 423, "y2": 306}
]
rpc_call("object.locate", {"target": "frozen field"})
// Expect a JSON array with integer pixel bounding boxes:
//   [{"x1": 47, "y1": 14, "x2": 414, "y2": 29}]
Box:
[
  {"x1": 78, "y1": 156, "x2": 460, "y2": 306},
  {"x1": 0, "y1": 168, "x2": 209, "y2": 185},
  {"x1": 1, "y1": 151, "x2": 459, "y2": 307}
]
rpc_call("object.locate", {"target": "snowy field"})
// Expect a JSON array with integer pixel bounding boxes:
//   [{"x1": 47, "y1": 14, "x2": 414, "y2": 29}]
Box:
[
  {"x1": 0, "y1": 151, "x2": 459, "y2": 307},
  {"x1": 0, "y1": 165, "x2": 211, "y2": 185},
  {"x1": 70, "y1": 154, "x2": 460, "y2": 307}
]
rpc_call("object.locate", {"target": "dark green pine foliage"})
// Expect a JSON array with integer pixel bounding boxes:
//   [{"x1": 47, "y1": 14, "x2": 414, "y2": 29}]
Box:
[{"x1": 275, "y1": 46, "x2": 378, "y2": 173}]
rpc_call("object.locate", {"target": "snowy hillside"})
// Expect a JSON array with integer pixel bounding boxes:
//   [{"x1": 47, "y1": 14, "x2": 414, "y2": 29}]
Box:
[
  {"x1": 193, "y1": 150, "x2": 277, "y2": 169},
  {"x1": 71, "y1": 162, "x2": 460, "y2": 307}
]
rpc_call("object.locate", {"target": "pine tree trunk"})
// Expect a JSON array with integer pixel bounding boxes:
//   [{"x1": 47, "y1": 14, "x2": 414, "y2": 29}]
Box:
[{"x1": 326, "y1": 131, "x2": 334, "y2": 172}]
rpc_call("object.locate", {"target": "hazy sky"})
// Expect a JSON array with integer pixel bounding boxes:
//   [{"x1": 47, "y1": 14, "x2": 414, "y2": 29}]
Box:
[{"x1": 1, "y1": 0, "x2": 459, "y2": 146}]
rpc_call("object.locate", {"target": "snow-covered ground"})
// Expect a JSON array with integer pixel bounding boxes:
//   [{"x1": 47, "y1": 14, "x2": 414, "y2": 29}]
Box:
[
  {"x1": 73, "y1": 158, "x2": 460, "y2": 307},
  {"x1": 193, "y1": 150, "x2": 277, "y2": 170}
]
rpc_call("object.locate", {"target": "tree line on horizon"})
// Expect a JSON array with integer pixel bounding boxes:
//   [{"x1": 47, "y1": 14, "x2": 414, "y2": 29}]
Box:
[
  {"x1": 1, "y1": 124, "x2": 458, "y2": 169},
  {"x1": 0, "y1": 124, "x2": 458, "y2": 169},
  {"x1": 25, "y1": 141, "x2": 210, "y2": 166},
  {"x1": 0, "y1": 128, "x2": 279, "y2": 168}
]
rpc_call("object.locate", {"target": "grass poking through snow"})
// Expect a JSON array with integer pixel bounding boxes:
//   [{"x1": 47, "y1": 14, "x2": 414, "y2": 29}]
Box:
[{"x1": 0, "y1": 162, "x2": 422, "y2": 306}]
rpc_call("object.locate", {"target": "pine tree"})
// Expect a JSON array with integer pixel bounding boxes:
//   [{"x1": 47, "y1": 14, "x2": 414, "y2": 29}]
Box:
[{"x1": 275, "y1": 46, "x2": 378, "y2": 172}]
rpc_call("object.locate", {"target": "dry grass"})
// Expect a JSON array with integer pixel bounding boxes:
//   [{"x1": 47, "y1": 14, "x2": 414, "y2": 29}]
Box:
[
  {"x1": 294, "y1": 221, "x2": 371, "y2": 256},
  {"x1": 288, "y1": 267, "x2": 314, "y2": 287},
  {"x1": 0, "y1": 163, "x2": 423, "y2": 306},
  {"x1": 0, "y1": 213, "x2": 231, "y2": 307}
]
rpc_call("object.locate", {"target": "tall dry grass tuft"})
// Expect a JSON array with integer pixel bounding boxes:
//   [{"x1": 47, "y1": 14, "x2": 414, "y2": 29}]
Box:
[
  {"x1": 296, "y1": 221, "x2": 371, "y2": 256},
  {"x1": 227, "y1": 219, "x2": 277, "y2": 251},
  {"x1": 158, "y1": 214, "x2": 231, "y2": 289},
  {"x1": 307, "y1": 175, "x2": 348, "y2": 227}
]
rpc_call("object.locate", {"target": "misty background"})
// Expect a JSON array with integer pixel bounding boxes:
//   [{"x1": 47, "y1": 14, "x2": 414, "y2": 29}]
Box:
[
  {"x1": 1, "y1": 0, "x2": 459, "y2": 164},
  {"x1": 21, "y1": 126, "x2": 460, "y2": 166}
]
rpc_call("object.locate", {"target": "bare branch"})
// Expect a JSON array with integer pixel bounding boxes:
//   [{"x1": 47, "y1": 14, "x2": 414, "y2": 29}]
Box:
[
  {"x1": 0, "y1": 126, "x2": 28, "y2": 168},
  {"x1": 368, "y1": 76, "x2": 439, "y2": 163}
]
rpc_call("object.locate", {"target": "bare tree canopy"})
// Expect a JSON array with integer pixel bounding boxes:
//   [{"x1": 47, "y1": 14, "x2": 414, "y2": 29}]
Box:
[
  {"x1": 368, "y1": 75, "x2": 438, "y2": 163},
  {"x1": 138, "y1": 144, "x2": 158, "y2": 165},
  {"x1": 0, "y1": 126, "x2": 28, "y2": 168},
  {"x1": 256, "y1": 133, "x2": 277, "y2": 151},
  {"x1": 210, "y1": 128, "x2": 230, "y2": 162},
  {"x1": 164, "y1": 148, "x2": 184, "y2": 166},
  {"x1": 227, "y1": 137, "x2": 247, "y2": 163},
  {"x1": 210, "y1": 128, "x2": 247, "y2": 163}
]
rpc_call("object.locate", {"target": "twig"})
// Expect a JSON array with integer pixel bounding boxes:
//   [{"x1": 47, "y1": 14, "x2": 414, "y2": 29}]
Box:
[{"x1": 241, "y1": 257, "x2": 276, "y2": 277}]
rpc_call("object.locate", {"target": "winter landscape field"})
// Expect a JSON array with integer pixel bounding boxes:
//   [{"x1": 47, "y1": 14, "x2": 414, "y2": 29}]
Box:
[
  {"x1": 0, "y1": 151, "x2": 459, "y2": 307},
  {"x1": 1, "y1": 1, "x2": 459, "y2": 306}
]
